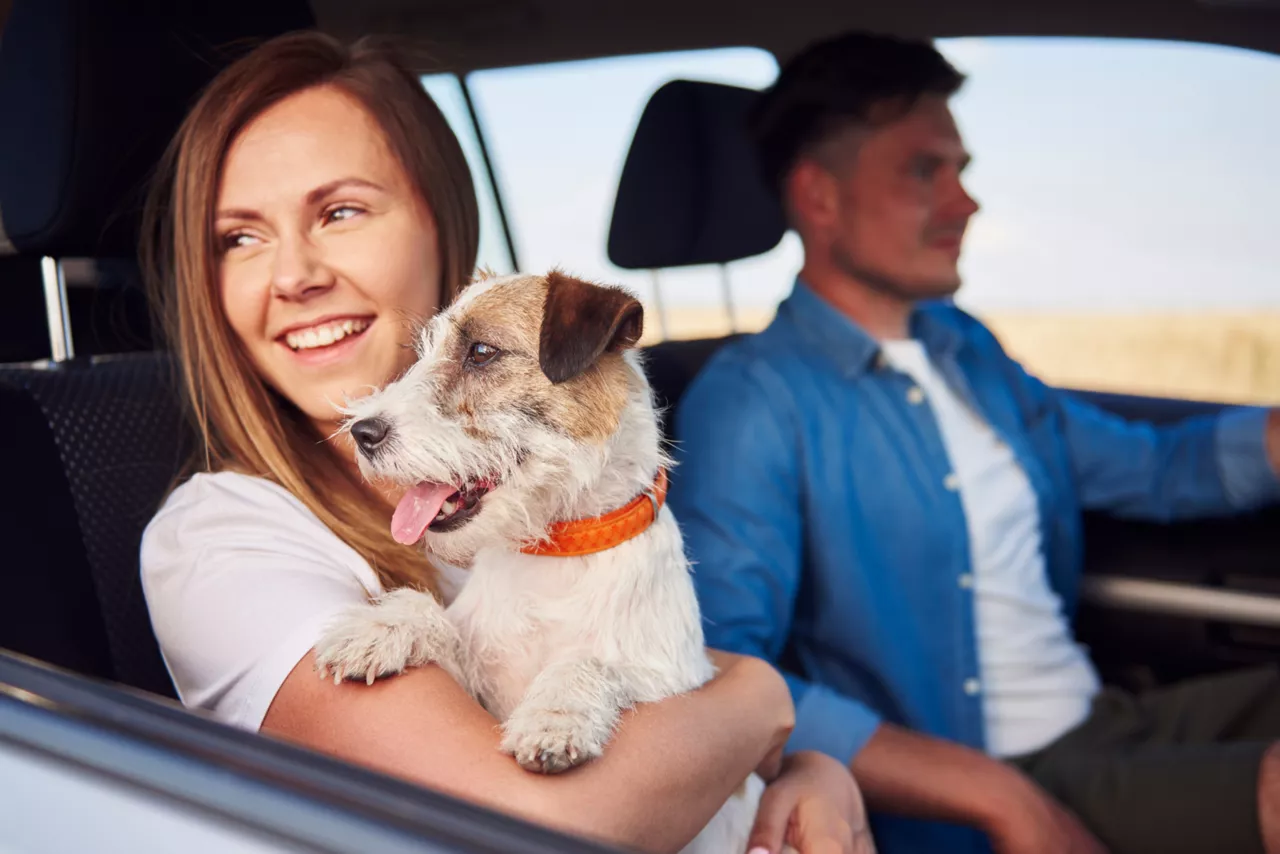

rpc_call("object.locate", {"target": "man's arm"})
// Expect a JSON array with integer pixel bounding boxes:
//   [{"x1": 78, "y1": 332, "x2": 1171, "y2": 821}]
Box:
[
  {"x1": 669, "y1": 357, "x2": 880, "y2": 764},
  {"x1": 671, "y1": 353, "x2": 1106, "y2": 851},
  {"x1": 853, "y1": 724, "x2": 1105, "y2": 853},
  {"x1": 985, "y1": 325, "x2": 1280, "y2": 521}
]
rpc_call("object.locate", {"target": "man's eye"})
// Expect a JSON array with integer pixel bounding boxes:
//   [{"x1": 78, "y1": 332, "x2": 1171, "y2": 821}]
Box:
[
  {"x1": 467, "y1": 342, "x2": 500, "y2": 366},
  {"x1": 911, "y1": 161, "x2": 938, "y2": 180}
]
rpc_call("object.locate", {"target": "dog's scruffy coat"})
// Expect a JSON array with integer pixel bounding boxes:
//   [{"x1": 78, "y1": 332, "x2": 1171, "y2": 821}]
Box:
[{"x1": 315, "y1": 270, "x2": 766, "y2": 852}]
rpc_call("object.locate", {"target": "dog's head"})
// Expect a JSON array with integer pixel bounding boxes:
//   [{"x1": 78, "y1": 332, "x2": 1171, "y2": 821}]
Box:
[{"x1": 345, "y1": 270, "x2": 661, "y2": 565}]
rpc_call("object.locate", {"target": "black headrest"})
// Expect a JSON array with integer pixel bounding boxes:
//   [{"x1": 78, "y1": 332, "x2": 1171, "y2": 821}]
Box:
[
  {"x1": 607, "y1": 79, "x2": 786, "y2": 270},
  {"x1": 0, "y1": 0, "x2": 314, "y2": 259}
]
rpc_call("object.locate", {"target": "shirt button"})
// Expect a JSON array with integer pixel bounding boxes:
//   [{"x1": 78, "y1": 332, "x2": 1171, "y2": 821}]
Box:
[
  {"x1": 964, "y1": 678, "x2": 982, "y2": 696},
  {"x1": 958, "y1": 573, "x2": 974, "y2": 589},
  {"x1": 906, "y1": 386, "x2": 925, "y2": 405},
  {"x1": 944, "y1": 473, "x2": 960, "y2": 492}
]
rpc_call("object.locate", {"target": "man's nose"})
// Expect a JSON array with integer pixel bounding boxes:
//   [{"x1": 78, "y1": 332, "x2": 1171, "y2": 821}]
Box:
[
  {"x1": 351, "y1": 417, "x2": 392, "y2": 456},
  {"x1": 271, "y1": 234, "x2": 334, "y2": 300},
  {"x1": 949, "y1": 177, "x2": 980, "y2": 219}
]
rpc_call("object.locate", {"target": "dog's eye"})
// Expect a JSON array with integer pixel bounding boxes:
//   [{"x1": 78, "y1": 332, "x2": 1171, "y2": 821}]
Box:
[{"x1": 467, "y1": 341, "x2": 500, "y2": 366}]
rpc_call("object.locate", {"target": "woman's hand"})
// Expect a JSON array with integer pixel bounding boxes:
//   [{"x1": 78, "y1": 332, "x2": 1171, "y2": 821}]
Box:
[{"x1": 747, "y1": 751, "x2": 875, "y2": 854}]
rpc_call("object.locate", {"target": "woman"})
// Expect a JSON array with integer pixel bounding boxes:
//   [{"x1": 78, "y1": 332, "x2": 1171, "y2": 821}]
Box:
[{"x1": 139, "y1": 31, "x2": 870, "y2": 854}]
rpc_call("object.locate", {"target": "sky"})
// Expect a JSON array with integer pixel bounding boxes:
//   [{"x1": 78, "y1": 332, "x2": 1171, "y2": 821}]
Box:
[{"x1": 425, "y1": 37, "x2": 1280, "y2": 315}]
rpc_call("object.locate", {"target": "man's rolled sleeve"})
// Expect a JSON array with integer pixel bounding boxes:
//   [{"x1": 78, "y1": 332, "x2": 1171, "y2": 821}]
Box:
[
  {"x1": 1216, "y1": 407, "x2": 1280, "y2": 509},
  {"x1": 784, "y1": 673, "x2": 881, "y2": 765}
]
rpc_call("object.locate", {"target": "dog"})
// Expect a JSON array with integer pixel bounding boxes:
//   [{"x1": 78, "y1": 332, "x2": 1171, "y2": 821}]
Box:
[{"x1": 313, "y1": 269, "x2": 771, "y2": 852}]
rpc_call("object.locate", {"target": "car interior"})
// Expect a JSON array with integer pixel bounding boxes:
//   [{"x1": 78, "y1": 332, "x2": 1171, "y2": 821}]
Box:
[{"x1": 1, "y1": 0, "x2": 1278, "y2": 849}]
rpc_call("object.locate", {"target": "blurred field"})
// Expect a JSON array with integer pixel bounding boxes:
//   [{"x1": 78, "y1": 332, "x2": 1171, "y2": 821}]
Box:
[{"x1": 642, "y1": 306, "x2": 1280, "y2": 405}]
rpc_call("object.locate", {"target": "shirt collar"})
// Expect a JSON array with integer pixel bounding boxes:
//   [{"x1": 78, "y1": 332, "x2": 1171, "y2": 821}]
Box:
[{"x1": 777, "y1": 278, "x2": 965, "y2": 378}]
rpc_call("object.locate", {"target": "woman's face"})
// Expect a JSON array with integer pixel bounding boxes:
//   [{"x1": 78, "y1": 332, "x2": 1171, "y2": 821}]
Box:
[{"x1": 216, "y1": 84, "x2": 442, "y2": 432}]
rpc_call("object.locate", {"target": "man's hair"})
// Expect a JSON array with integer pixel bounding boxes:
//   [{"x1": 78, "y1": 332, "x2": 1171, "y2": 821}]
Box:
[{"x1": 749, "y1": 31, "x2": 966, "y2": 198}]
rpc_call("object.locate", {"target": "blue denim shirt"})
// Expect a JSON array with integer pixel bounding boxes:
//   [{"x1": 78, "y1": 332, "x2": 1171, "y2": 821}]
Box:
[{"x1": 669, "y1": 281, "x2": 1280, "y2": 853}]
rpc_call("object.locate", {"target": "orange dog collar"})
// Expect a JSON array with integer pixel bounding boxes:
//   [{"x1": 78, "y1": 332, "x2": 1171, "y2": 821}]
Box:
[{"x1": 521, "y1": 469, "x2": 670, "y2": 558}]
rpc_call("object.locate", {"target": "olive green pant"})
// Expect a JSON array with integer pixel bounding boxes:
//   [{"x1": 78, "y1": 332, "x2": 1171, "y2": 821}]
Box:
[{"x1": 1007, "y1": 666, "x2": 1280, "y2": 854}]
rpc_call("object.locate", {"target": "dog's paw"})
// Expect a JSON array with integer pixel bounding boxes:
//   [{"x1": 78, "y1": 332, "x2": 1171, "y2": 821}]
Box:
[
  {"x1": 500, "y1": 707, "x2": 609, "y2": 774},
  {"x1": 315, "y1": 588, "x2": 461, "y2": 686}
]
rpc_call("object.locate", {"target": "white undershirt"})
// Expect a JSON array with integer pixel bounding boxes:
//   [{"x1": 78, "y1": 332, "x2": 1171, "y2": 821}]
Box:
[
  {"x1": 140, "y1": 471, "x2": 467, "y2": 731},
  {"x1": 880, "y1": 340, "x2": 1100, "y2": 758}
]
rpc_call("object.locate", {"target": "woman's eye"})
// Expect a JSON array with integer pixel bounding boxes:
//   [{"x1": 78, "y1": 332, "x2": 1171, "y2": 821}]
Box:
[
  {"x1": 220, "y1": 232, "x2": 258, "y2": 252},
  {"x1": 323, "y1": 205, "x2": 363, "y2": 225},
  {"x1": 467, "y1": 342, "x2": 500, "y2": 366}
]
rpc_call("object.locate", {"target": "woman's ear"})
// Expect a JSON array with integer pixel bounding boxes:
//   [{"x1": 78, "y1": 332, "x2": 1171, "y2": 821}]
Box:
[{"x1": 539, "y1": 270, "x2": 644, "y2": 384}]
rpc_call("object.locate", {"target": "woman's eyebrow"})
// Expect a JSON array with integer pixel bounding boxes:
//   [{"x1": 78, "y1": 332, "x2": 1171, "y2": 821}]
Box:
[
  {"x1": 215, "y1": 178, "x2": 387, "y2": 221},
  {"x1": 215, "y1": 207, "x2": 262, "y2": 223},
  {"x1": 305, "y1": 176, "x2": 386, "y2": 206}
]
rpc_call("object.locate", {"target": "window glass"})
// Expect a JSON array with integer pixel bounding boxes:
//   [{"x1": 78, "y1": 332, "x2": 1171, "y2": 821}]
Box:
[
  {"x1": 421, "y1": 74, "x2": 515, "y2": 276},
  {"x1": 466, "y1": 48, "x2": 801, "y2": 343},
  {"x1": 939, "y1": 37, "x2": 1280, "y2": 404},
  {"x1": 458, "y1": 40, "x2": 1280, "y2": 404}
]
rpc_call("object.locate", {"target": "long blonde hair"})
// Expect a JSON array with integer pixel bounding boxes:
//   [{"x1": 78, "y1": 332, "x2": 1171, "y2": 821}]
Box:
[{"x1": 142, "y1": 32, "x2": 479, "y2": 594}]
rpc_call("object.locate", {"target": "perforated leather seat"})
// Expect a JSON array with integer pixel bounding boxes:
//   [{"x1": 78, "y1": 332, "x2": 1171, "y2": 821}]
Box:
[
  {"x1": 0, "y1": 356, "x2": 191, "y2": 695},
  {"x1": 0, "y1": 0, "x2": 313, "y2": 695}
]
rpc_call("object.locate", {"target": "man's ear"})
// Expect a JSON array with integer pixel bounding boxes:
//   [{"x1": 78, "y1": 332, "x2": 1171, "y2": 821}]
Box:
[
  {"x1": 539, "y1": 271, "x2": 644, "y2": 384},
  {"x1": 787, "y1": 159, "x2": 840, "y2": 231}
]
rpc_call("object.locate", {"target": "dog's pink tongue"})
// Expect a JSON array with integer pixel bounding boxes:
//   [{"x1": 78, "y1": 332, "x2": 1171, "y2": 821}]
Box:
[{"x1": 391, "y1": 482, "x2": 456, "y2": 545}]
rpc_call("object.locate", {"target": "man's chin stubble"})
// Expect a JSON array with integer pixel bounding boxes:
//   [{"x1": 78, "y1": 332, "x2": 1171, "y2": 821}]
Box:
[{"x1": 831, "y1": 246, "x2": 961, "y2": 302}]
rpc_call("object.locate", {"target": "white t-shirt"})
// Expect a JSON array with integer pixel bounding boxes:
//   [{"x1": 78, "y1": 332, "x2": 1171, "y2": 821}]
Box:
[
  {"x1": 880, "y1": 340, "x2": 1100, "y2": 758},
  {"x1": 140, "y1": 471, "x2": 465, "y2": 731}
]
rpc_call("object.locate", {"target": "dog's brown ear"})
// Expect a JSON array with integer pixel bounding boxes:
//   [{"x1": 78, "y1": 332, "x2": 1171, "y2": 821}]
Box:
[{"x1": 539, "y1": 271, "x2": 644, "y2": 384}]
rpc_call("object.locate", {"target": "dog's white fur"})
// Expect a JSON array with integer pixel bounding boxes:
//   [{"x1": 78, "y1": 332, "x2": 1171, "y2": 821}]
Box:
[{"x1": 315, "y1": 271, "x2": 765, "y2": 853}]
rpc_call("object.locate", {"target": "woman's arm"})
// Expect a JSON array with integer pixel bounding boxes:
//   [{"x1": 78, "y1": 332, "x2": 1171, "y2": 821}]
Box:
[{"x1": 263, "y1": 648, "x2": 794, "y2": 854}]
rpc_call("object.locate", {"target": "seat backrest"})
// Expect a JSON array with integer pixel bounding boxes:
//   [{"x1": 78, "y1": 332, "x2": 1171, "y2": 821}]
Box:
[
  {"x1": 0, "y1": 355, "x2": 191, "y2": 696},
  {"x1": 0, "y1": 381, "x2": 113, "y2": 680},
  {"x1": 0, "y1": 0, "x2": 312, "y2": 694},
  {"x1": 642, "y1": 335, "x2": 742, "y2": 441}
]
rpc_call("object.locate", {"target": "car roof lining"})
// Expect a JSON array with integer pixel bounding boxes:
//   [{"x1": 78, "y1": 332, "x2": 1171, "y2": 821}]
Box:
[{"x1": 308, "y1": 0, "x2": 1280, "y2": 74}]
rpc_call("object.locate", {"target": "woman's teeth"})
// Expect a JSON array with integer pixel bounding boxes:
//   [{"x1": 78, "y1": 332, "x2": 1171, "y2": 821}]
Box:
[{"x1": 285, "y1": 319, "x2": 369, "y2": 351}]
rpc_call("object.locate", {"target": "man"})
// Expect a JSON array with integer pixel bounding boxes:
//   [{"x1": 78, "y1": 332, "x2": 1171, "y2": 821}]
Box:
[{"x1": 668, "y1": 31, "x2": 1280, "y2": 854}]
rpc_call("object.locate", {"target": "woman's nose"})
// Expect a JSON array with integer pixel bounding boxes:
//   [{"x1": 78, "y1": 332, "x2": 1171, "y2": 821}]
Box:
[{"x1": 270, "y1": 233, "x2": 335, "y2": 300}]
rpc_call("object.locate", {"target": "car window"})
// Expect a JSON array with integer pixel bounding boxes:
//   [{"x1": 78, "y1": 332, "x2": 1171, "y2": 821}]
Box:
[
  {"x1": 448, "y1": 40, "x2": 1279, "y2": 405},
  {"x1": 464, "y1": 48, "x2": 802, "y2": 343},
  {"x1": 421, "y1": 74, "x2": 516, "y2": 276},
  {"x1": 940, "y1": 37, "x2": 1280, "y2": 405}
]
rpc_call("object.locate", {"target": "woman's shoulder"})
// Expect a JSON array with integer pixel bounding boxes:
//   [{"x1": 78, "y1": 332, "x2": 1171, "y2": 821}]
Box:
[
  {"x1": 152, "y1": 470, "x2": 310, "y2": 520},
  {"x1": 140, "y1": 471, "x2": 382, "y2": 729},
  {"x1": 147, "y1": 470, "x2": 329, "y2": 542},
  {"x1": 141, "y1": 471, "x2": 380, "y2": 595}
]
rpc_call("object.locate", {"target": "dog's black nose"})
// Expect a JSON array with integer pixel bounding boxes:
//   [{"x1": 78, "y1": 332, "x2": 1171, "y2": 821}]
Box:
[{"x1": 351, "y1": 417, "x2": 391, "y2": 454}]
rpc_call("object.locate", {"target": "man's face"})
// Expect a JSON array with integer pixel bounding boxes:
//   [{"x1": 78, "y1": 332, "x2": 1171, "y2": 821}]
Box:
[{"x1": 798, "y1": 95, "x2": 979, "y2": 300}]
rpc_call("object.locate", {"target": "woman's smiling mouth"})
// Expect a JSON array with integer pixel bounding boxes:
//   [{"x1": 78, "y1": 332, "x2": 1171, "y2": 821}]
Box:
[
  {"x1": 282, "y1": 316, "x2": 372, "y2": 351},
  {"x1": 275, "y1": 315, "x2": 376, "y2": 367}
]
